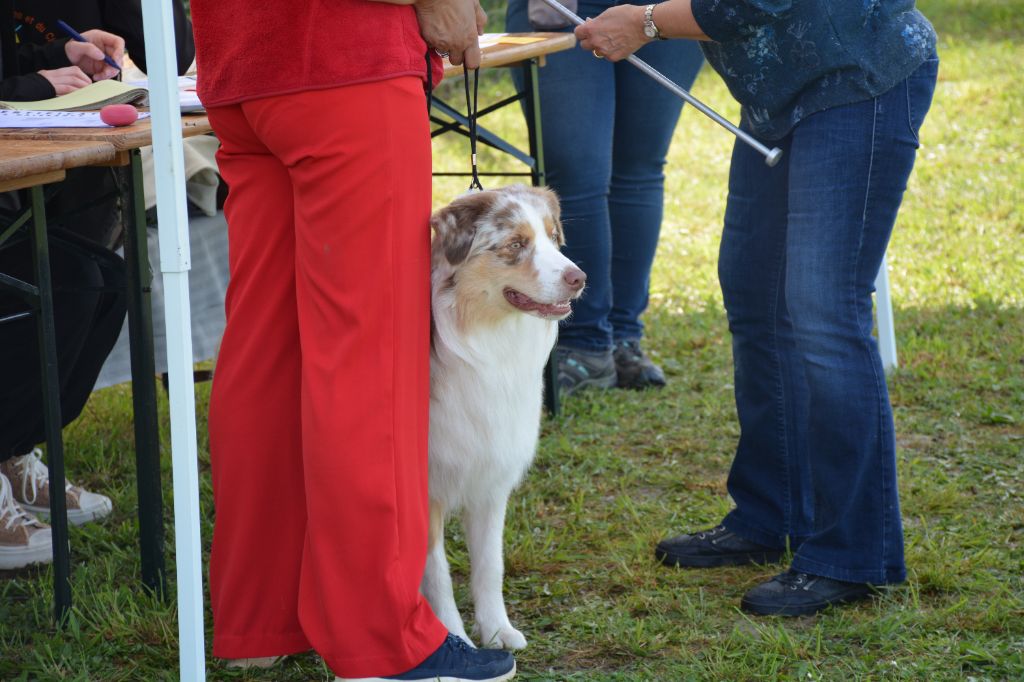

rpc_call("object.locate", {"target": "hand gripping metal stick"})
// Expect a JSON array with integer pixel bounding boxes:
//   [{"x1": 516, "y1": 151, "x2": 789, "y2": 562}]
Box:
[{"x1": 539, "y1": 0, "x2": 783, "y2": 166}]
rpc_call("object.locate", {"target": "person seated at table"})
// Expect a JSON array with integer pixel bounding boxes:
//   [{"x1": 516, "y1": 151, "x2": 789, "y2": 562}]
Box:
[
  {"x1": 0, "y1": 26, "x2": 126, "y2": 568},
  {"x1": 0, "y1": 231, "x2": 127, "y2": 569},
  {"x1": 11, "y1": 0, "x2": 195, "y2": 248}
]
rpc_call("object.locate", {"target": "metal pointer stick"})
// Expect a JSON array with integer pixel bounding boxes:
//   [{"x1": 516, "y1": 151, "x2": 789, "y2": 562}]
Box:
[{"x1": 538, "y1": 0, "x2": 783, "y2": 167}]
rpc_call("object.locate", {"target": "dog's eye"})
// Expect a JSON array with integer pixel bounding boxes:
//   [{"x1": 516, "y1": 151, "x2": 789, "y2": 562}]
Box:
[{"x1": 508, "y1": 239, "x2": 526, "y2": 250}]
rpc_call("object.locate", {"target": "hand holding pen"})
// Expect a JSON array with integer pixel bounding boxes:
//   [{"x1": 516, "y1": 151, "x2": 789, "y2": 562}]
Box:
[{"x1": 57, "y1": 21, "x2": 125, "y2": 82}]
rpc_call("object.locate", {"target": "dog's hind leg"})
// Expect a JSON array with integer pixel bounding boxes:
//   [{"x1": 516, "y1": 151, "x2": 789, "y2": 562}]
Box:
[
  {"x1": 464, "y1": 497, "x2": 527, "y2": 650},
  {"x1": 421, "y1": 499, "x2": 472, "y2": 645}
]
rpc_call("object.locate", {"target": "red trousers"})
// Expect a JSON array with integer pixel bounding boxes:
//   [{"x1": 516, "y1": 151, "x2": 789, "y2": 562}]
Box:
[{"x1": 206, "y1": 77, "x2": 447, "y2": 677}]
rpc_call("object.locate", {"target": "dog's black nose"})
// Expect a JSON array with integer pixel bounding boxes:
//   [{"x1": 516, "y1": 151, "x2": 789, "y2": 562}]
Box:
[{"x1": 563, "y1": 266, "x2": 586, "y2": 291}]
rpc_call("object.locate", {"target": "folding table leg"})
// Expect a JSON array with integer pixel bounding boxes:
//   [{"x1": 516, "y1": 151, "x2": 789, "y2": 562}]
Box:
[
  {"x1": 523, "y1": 59, "x2": 560, "y2": 417},
  {"x1": 29, "y1": 185, "x2": 73, "y2": 623},
  {"x1": 122, "y1": 149, "x2": 167, "y2": 597}
]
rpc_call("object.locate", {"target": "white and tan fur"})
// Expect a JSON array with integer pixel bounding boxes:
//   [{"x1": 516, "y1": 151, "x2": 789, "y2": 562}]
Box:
[{"x1": 424, "y1": 185, "x2": 585, "y2": 650}]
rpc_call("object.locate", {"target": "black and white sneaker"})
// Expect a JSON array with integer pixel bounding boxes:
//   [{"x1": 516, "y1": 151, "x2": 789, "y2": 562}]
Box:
[
  {"x1": 741, "y1": 569, "x2": 876, "y2": 616},
  {"x1": 336, "y1": 633, "x2": 515, "y2": 682},
  {"x1": 655, "y1": 525, "x2": 786, "y2": 568}
]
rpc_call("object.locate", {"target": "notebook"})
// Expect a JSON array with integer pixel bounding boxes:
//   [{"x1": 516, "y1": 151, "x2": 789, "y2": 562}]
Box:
[{"x1": 0, "y1": 79, "x2": 149, "y2": 111}]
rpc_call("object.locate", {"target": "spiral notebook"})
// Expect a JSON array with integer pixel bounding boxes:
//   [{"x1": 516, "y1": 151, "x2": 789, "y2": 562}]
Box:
[{"x1": 0, "y1": 79, "x2": 149, "y2": 112}]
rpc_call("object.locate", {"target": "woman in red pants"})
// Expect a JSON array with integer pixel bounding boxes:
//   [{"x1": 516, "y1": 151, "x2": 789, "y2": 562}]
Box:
[{"x1": 190, "y1": 2, "x2": 514, "y2": 680}]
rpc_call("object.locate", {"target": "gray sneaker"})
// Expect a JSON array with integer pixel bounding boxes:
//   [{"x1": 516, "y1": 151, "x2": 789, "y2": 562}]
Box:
[
  {"x1": 556, "y1": 346, "x2": 616, "y2": 397},
  {"x1": 613, "y1": 339, "x2": 666, "y2": 390}
]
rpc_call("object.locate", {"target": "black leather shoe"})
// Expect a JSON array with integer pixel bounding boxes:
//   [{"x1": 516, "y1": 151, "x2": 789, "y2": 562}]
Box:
[
  {"x1": 740, "y1": 569, "x2": 875, "y2": 616},
  {"x1": 655, "y1": 525, "x2": 786, "y2": 568}
]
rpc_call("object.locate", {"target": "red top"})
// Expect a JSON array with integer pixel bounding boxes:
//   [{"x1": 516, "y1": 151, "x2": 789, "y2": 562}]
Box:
[{"x1": 190, "y1": 0, "x2": 443, "y2": 108}]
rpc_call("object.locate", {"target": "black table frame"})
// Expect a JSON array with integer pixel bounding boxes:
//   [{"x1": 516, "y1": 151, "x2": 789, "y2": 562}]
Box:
[{"x1": 0, "y1": 149, "x2": 166, "y2": 623}]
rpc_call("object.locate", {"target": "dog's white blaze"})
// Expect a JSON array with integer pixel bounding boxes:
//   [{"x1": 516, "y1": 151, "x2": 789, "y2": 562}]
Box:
[{"x1": 519, "y1": 200, "x2": 576, "y2": 303}]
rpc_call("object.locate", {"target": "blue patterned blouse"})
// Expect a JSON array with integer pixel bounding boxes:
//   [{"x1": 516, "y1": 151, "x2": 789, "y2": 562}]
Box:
[{"x1": 690, "y1": 0, "x2": 936, "y2": 139}]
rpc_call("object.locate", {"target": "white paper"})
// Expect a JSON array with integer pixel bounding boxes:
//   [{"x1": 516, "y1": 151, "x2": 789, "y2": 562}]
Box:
[
  {"x1": 127, "y1": 76, "x2": 204, "y2": 113},
  {"x1": 0, "y1": 109, "x2": 152, "y2": 128},
  {"x1": 478, "y1": 33, "x2": 508, "y2": 49}
]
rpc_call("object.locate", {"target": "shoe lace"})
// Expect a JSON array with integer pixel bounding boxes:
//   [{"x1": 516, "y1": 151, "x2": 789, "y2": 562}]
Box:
[
  {"x1": 615, "y1": 339, "x2": 644, "y2": 362},
  {"x1": 447, "y1": 634, "x2": 472, "y2": 652},
  {"x1": 0, "y1": 474, "x2": 43, "y2": 531},
  {"x1": 14, "y1": 448, "x2": 71, "y2": 505},
  {"x1": 697, "y1": 525, "x2": 726, "y2": 540},
  {"x1": 776, "y1": 570, "x2": 811, "y2": 590}
]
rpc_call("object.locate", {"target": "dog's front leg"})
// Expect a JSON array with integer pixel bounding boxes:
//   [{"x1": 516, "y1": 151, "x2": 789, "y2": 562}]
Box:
[
  {"x1": 464, "y1": 497, "x2": 527, "y2": 650},
  {"x1": 421, "y1": 500, "x2": 472, "y2": 645}
]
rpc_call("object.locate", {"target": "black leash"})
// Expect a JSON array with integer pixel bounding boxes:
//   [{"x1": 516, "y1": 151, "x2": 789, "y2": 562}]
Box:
[
  {"x1": 463, "y1": 66, "x2": 483, "y2": 191},
  {"x1": 424, "y1": 48, "x2": 433, "y2": 112}
]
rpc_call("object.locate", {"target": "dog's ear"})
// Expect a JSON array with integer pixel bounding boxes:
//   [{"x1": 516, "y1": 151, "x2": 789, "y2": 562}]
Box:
[
  {"x1": 430, "y1": 191, "x2": 495, "y2": 265},
  {"x1": 537, "y1": 186, "x2": 565, "y2": 246}
]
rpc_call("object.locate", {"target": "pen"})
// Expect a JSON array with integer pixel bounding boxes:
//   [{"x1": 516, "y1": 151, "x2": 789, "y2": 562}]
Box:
[{"x1": 56, "y1": 19, "x2": 122, "y2": 73}]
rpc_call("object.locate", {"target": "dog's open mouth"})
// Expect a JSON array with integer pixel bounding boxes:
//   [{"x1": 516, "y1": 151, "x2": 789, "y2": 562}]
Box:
[{"x1": 503, "y1": 288, "x2": 572, "y2": 318}]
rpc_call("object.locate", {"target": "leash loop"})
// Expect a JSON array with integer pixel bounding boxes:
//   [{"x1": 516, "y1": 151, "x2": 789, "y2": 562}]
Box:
[{"x1": 464, "y1": 67, "x2": 483, "y2": 191}]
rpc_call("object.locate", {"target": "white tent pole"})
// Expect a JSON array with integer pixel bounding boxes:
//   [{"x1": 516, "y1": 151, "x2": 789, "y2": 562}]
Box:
[{"x1": 139, "y1": 1, "x2": 206, "y2": 679}]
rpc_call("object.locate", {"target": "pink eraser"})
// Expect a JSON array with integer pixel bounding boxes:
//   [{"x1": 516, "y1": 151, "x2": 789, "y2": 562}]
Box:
[{"x1": 100, "y1": 104, "x2": 139, "y2": 127}]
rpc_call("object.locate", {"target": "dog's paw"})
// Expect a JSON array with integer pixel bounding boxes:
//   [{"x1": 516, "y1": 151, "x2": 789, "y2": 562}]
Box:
[{"x1": 474, "y1": 622, "x2": 527, "y2": 650}]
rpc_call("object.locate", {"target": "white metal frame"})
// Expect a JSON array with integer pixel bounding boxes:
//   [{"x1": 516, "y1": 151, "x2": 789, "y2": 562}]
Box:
[{"x1": 140, "y1": 1, "x2": 206, "y2": 679}]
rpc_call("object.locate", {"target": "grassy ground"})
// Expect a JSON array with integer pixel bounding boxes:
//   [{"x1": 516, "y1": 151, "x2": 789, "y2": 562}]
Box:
[{"x1": 2, "y1": 1, "x2": 1022, "y2": 679}]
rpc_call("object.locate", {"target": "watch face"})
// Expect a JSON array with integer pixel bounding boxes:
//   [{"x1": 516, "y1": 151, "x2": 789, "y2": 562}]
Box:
[{"x1": 644, "y1": 24, "x2": 657, "y2": 38}]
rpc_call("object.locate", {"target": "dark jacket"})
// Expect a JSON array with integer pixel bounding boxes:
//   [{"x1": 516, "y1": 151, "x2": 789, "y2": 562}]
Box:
[
  {"x1": 13, "y1": 0, "x2": 195, "y2": 76},
  {"x1": 1, "y1": 0, "x2": 70, "y2": 102},
  {"x1": 691, "y1": 0, "x2": 937, "y2": 139}
]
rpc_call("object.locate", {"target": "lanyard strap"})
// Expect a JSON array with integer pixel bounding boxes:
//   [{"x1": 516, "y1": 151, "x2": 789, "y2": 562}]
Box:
[{"x1": 463, "y1": 67, "x2": 483, "y2": 191}]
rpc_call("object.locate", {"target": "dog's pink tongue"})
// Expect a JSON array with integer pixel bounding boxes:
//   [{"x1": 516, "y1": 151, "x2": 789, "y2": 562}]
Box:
[{"x1": 504, "y1": 290, "x2": 570, "y2": 317}]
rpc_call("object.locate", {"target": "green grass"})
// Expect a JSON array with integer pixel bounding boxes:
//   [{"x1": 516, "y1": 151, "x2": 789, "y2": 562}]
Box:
[{"x1": 3, "y1": 1, "x2": 1023, "y2": 679}]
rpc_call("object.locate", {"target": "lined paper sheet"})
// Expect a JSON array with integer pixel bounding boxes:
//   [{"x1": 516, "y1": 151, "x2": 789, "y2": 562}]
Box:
[{"x1": 0, "y1": 110, "x2": 151, "y2": 128}]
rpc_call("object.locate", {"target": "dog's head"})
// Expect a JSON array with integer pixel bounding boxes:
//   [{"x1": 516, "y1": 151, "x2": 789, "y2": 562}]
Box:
[{"x1": 430, "y1": 185, "x2": 585, "y2": 323}]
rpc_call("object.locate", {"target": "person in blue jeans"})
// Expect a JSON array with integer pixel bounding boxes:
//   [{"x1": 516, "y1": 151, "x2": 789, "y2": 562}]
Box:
[
  {"x1": 577, "y1": 0, "x2": 938, "y2": 615},
  {"x1": 507, "y1": 0, "x2": 704, "y2": 394}
]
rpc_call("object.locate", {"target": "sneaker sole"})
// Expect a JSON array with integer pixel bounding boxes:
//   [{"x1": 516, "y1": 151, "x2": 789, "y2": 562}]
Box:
[
  {"x1": 0, "y1": 543, "x2": 53, "y2": 569},
  {"x1": 615, "y1": 376, "x2": 667, "y2": 390},
  {"x1": 26, "y1": 498, "x2": 112, "y2": 526},
  {"x1": 740, "y1": 589, "x2": 873, "y2": 617},
  {"x1": 560, "y1": 375, "x2": 616, "y2": 396},
  {"x1": 336, "y1": 661, "x2": 516, "y2": 682},
  {"x1": 655, "y1": 546, "x2": 785, "y2": 568}
]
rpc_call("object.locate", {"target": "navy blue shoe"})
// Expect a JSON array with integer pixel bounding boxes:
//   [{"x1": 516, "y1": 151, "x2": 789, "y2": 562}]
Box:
[
  {"x1": 336, "y1": 633, "x2": 516, "y2": 682},
  {"x1": 740, "y1": 569, "x2": 876, "y2": 616}
]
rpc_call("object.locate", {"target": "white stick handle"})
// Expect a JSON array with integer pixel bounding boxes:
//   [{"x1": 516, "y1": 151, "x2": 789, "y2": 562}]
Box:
[{"x1": 539, "y1": 0, "x2": 783, "y2": 166}]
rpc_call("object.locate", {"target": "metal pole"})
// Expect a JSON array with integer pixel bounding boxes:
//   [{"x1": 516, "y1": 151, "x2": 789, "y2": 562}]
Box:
[
  {"x1": 539, "y1": 0, "x2": 783, "y2": 166},
  {"x1": 123, "y1": 149, "x2": 166, "y2": 598},
  {"x1": 140, "y1": 0, "x2": 206, "y2": 679},
  {"x1": 29, "y1": 186, "x2": 72, "y2": 624}
]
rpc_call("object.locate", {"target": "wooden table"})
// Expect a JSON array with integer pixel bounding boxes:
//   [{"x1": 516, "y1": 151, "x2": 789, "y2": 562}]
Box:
[
  {"x1": 0, "y1": 115, "x2": 211, "y2": 621},
  {"x1": 442, "y1": 32, "x2": 577, "y2": 78},
  {"x1": 434, "y1": 33, "x2": 576, "y2": 415},
  {"x1": 0, "y1": 139, "x2": 116, "y2": 191}
]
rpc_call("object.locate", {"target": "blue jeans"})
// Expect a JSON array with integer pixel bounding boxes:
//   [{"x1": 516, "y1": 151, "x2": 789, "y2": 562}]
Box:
[
  {"x1": 718, "y1": 56, "x2": 938, "y2": 584},
  {"x1": 507, "y1": 0, "x2": 704, "y2": 352}
]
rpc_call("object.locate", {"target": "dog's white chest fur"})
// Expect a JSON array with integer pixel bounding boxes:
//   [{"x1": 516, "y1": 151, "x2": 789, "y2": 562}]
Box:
[{"x1": 429, "y1": 313, "x2": 556, "y2": 510}]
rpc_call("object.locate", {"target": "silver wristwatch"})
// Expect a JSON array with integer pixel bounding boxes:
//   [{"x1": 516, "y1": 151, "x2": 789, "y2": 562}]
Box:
[{"x1": 643, "y1": 4, "x2": 665, "y2": 40}]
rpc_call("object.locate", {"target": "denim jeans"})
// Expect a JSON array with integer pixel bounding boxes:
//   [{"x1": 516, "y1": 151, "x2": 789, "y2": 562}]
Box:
[
  {"x1": 718, "y1": 55, "x2": 939, "y2": 584},
  {"x1": 507, "y1": 0, "x2": 704, "y2": 352}
]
